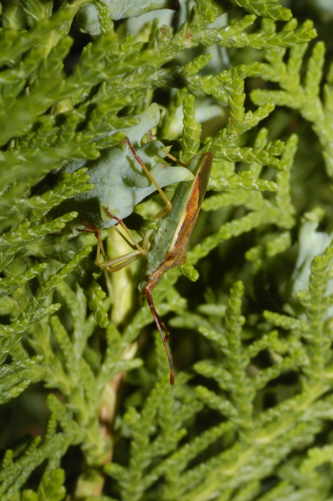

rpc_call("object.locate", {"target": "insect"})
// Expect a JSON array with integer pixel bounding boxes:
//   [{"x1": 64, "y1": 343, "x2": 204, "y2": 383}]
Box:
[{"x1": 98, "y1": 152, "x2": 213, "y2": 385}]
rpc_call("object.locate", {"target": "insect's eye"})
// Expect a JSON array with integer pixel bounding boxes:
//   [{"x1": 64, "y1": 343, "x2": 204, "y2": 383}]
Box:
[{"x1": 148, "y1": 275, "x2": 154, "y2": 282}]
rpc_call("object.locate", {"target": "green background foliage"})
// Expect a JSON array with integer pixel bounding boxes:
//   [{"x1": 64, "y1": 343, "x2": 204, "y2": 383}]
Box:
[{"x1": 1, "y1": 0, "x2": 333, "y2": 499}]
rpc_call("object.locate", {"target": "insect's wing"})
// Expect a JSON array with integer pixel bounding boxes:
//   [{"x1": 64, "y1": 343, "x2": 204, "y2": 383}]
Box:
[
  {"x1": 167, "y1": 152, "x2": 213, "y2": 262},
  {"x1": 193, "y1": 152, "x2": 213, "y2": 208}
]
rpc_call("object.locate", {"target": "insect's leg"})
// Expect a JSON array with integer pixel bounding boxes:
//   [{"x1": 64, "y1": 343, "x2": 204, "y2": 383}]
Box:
[
  {"x1": 112, "y1": 225, "x2": 139, "y2": 251},
  {"x1": 123, "y1": 137, "x2": 173, "y2": 218},
  {"x1": 77, "y1": 220, "x2": 107, "y2": 265},
  {"x1": 100, "y1": 210, "x2": 154, "y2": 272},
  {"x1": 105, "y1": 208, "x2": 152, "y2": 256},
  {"x1": 98, "y1": 231, "x2": 152, "y2": 272},
  {"x1": 99, "y1": 249, "x2": 143, "y2": 273},
  {"x1": 146, "y1": 129, "x2": 185, "y2": 166},
  {"x1": 165, "y1": 151, "x2": 186, "y2": 166},
  {"x1": 144, "y1": 289, "x2": 175, "y2": 386}
]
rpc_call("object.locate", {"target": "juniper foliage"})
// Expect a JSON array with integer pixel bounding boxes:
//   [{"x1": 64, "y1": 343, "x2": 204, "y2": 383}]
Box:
[{"x1": 1, "y1": 0, "x2": 332, "y2": 500}]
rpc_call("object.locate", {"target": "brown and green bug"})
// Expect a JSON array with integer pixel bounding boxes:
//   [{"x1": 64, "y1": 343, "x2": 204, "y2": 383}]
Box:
[{"x1": 99, "y1": 152, "x2": 213, "y2": 385}]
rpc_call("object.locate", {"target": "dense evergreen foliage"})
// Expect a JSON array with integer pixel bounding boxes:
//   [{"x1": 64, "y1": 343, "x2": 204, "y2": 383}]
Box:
[{"x1": 1, "y1": 1, "x2": 333, "y2": 499}]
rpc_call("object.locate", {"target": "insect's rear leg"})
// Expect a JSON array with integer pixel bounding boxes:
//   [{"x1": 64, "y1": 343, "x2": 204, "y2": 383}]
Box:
[{"x1": 144, "y1": 289, "x2": 175, "y2": 385}]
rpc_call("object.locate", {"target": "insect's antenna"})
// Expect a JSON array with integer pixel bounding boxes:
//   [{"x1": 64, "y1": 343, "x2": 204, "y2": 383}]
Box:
[{"x1": 145, "y1": 290, "x2": 175, "y2": 386}]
